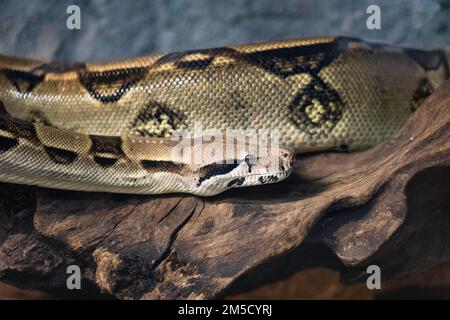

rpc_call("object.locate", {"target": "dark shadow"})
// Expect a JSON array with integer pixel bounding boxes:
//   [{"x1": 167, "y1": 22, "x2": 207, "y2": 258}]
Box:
[
  {"x1": 376, "y1": 285, "x2": 450, "y2": 300},
  {"x1": 220, "y1": 242, "x2": 343, "y2": 298},
  {"x1": 207, "y1": 172, "x2": 329, "y2": 204}
]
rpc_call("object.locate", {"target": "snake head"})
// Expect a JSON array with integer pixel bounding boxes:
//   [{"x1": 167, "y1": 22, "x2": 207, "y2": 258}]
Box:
[{"x1": 177, "y1": 138, "x2": 295, "y2": 196}]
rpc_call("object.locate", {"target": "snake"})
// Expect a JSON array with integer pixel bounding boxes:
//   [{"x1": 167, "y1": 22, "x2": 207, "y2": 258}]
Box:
[{"x1": 0, "y1": 36, "x2": 448, "y2": 196}]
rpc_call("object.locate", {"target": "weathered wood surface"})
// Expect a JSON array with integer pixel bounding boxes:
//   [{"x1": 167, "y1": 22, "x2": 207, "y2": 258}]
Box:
[{"x1": 1, "y1": 81, "x2": 450, "y2": 299}]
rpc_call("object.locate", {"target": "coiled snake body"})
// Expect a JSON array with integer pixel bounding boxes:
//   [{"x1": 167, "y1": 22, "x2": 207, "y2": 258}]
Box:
[{"x1": 0, "y1": 36, "x2": 448, "y2": 195}]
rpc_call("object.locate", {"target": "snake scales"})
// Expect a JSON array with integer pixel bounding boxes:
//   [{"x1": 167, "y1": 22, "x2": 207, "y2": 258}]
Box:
[{"x1": 0, "y1": 36, "x2": 448, "y2": 196}]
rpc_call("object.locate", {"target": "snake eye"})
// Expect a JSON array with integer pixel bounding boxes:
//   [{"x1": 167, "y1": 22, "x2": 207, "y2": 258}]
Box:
[
  {"x1": 244, "y1": 154, "x2": 257, "y2": 173},
  {"x1": 245, "y1": 154, "x2": 257, "y2": 165}
]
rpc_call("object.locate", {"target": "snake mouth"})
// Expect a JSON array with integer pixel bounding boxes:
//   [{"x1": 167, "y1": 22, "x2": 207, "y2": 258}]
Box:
[
  {"x1": 225, "y1": 167, "x2": 293, "y2": 186},
  {"x1": 191, "y1": 168, "x2": 293, "y2": 196}
]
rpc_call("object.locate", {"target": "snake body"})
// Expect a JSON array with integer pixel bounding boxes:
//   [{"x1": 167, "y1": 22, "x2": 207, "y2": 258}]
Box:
[{"x1": 0, "y1": 36, "x2": 448, "y2": 195}]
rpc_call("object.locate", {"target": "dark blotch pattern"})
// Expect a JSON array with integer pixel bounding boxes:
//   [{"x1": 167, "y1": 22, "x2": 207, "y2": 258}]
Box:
[
  {"x1": 227, "y1": 177, "x2": 245, "y2": 187},
  {"x1": 0, "y1": 114, "x2": 39, "y2": 144},
  {"x1": 283, "y1": 39, "x2": 346, "y2": 136},
  {"x1": 242, "y1": 40, "x2": 342, "y2": 78},
  {"x1": 0, "y1": 69, "x2": 44, "y2": 96},
  {"x1": 0, "y1": 101, "x2": 79, "y2": 164},
  {"x1": 288, "y1": 77, "x2": 343, "y2": 136},
  {"x1": 89, "y1": 135, "x2": 124, "y2": 167},
  {"x1": 258, "y1": 175, "x2": 279, "y2": 184},
  {"x1": 0, "y1": 101, "x2": 36, "y2": 153},
  {"x1": 197, "y1": 162, "x2": 240, "y2": 186},
  {"x1": 93, "y1": 156, "x2": 118, "y2": 167},
  {"x1": 0, "y1": 135, "x2": 18, "y2": 153},
  {"x1": 80, "y1": 67, "x2": 149, "y2": 103},
  {"x1": 141, "y1": 160, "x2": 185, "y2": 173},
  {"x1": 90, "y1": 135, "x2": 123, "y2": 155},
  {"x1": 177, "y1": 58, "x2": 213, "y2": 70},
  {"x1": 150, "y1": 38, "x2": 347, "y2": 139},
  {"x1": 44, "y1": 146, "x2": 78, "y2": 164},
  {"x1": 130, "y1": 101, "x2": 185, "y2": 137}
]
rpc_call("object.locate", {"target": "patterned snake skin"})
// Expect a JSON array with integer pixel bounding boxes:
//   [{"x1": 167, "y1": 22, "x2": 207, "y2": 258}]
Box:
[{"x1": 0, "y1": 36, "x2": 448, "y2": 195}]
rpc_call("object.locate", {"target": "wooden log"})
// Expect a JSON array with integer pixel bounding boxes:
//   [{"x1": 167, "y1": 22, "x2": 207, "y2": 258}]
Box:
[{"x1": 1, "y1": 80, "x2": 450, "y2": 299}]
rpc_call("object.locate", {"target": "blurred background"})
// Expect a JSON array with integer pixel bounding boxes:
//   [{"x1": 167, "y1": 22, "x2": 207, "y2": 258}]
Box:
[
  {"x1": 1, "y1": 0, "x2": 450, "y2": 62},
  {"x1": 0, "y1": 0, "x2": 450, "y2": 299}
]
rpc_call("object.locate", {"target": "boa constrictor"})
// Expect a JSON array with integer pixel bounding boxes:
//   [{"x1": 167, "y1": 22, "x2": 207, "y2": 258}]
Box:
[{"x1": 0, "y1": 36, "x2": 448, "y2": 196}]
